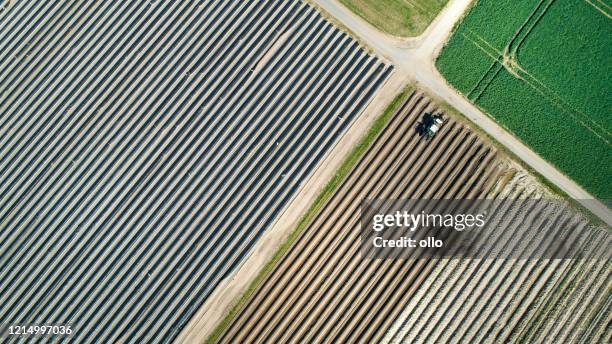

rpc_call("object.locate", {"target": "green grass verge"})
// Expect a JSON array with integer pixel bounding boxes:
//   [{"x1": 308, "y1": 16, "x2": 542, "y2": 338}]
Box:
[
  {"x1": 340, "y1": 0, "x2": 448, "y2": 37},
  {"x1": 339, "y1": 0, "x2": 449, "y2": 37},
  {"x1": 204, "y1": 85, "x2": 414, "y2": 344},
  {"x1": 436, "y1": 0, "x2": 612, "y2": 200}
]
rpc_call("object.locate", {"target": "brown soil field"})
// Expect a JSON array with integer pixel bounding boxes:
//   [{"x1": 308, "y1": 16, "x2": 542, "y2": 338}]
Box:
[{"x1": 216, "y1": 91, "x2": 611, "y2": 344}]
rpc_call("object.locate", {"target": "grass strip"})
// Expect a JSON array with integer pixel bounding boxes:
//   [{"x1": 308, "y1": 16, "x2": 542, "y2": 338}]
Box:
[
  {"x1": 205, "y1": 85, "x2": 413, "y2": 344},
  {"x1": 338, "y1": 0, "x2": 449, "y2": 37}
]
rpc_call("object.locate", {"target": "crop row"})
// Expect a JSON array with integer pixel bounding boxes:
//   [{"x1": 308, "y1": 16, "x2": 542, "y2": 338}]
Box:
[
  {"x1": 386, "y1": 178, "x2": 611, "y2": 344},
  {"x1": 0, "y1": 1, "x2": 391, "y2": 343},
  {"x1": 219, "y1": 92, "x2": 504, "y2": 343},
  {"x1": 220, "y1": 91, "x2": 610, "y2": 343}
]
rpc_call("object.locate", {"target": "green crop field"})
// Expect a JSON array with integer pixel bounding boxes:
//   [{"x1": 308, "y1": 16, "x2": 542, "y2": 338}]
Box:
[
  {"x1": 339, "y1": 0, "x2": 448, "y2": 37},
  {"x1": 437, "y1": 0, "x2": 612, "y2": 199}
]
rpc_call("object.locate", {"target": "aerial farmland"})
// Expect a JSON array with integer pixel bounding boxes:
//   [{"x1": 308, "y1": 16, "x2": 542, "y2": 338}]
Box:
[
  {"x1": 1, "y1": 0, "x2": 610, "y2": 343},
  {"x1": 437, "y1": 0, "x2": 612, "y2": 199},
  {"x1": 0, "y1": 1, "x2": 390, "y2": 342},
  {"x1": 214, "y1": 91, "x2": 611, "y2": 344}
]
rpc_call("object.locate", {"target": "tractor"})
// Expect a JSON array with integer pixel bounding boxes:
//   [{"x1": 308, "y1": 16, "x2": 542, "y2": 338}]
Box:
[{"x1": 418, "y1": 113, "x2": 446, "y2": 138}]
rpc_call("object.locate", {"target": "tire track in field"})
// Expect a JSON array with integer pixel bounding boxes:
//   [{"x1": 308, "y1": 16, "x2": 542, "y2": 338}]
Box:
[{"x1": 462, "y1": 30, "x2": 612, "y2": 146}]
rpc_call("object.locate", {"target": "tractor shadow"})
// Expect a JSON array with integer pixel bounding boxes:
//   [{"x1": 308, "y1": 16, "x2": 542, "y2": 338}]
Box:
[{"x1": 416, "y1": 112, "x2": 444, "y2": 139}]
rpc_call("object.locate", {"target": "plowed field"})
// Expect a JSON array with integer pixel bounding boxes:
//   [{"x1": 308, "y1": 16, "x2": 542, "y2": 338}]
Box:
[{"x1": 218, "y1": 91, "x2": 611, "y2": 343}]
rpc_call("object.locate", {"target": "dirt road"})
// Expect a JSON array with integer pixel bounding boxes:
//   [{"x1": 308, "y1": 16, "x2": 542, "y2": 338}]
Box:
[
  {"x1": 176, "y1": 67, "x2": 409, "y2": 344},
  {"x1": 313, "y1": 0, "x2": 612, "y2": 227}
]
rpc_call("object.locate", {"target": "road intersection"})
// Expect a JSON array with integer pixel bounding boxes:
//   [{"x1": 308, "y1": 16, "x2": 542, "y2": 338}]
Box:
[{"x1": 313, "y1": 0, "x2": 612, "y2": 226}]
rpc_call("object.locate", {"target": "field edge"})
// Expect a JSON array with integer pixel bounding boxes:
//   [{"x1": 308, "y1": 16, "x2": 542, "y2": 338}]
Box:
[
  {"x1": 204, "y1": 85, "x2": 415, "y2": 344},
  {"x1": 434, "y1": 0, "x2": 611, "y2": 200},
  {"x1": 423, "y1": 82, "x2": 609, "y2": 228}
]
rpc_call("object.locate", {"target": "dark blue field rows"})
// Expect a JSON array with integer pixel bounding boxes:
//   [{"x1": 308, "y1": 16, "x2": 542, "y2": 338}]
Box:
[{"x1": 0, "y1": 1, "x2": 392, "y2": 343}]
